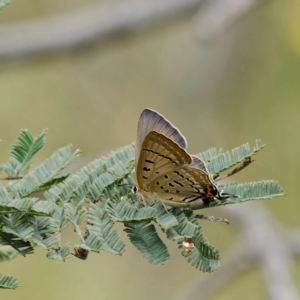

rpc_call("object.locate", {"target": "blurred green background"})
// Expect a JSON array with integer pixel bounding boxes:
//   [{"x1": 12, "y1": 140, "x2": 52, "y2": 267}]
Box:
[{"x1": 1, "y1": 0, "x2": 300, "y2": 299}]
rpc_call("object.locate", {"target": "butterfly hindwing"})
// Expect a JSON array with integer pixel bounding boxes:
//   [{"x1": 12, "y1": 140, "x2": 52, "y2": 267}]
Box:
[
  {"x1": 190, "y1": 155, "x2": 210, "y2": 173},
  {"x1": 149, "y1": 165, "x2": 219, "y2": 204},
  {"x1": 136, "y1": 131, "x2": 220, "y2": 205},
  {"x1": 136, "y1": 131, "x2": 191, "y2": 191}
]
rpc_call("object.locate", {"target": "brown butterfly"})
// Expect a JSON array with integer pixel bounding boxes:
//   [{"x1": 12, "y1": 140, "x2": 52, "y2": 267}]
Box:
[{"x1": 133, "y1": 108, "x2": 231, "y2": 207}]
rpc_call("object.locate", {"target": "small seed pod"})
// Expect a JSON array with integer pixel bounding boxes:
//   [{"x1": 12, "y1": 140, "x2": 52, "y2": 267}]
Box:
[
  {"x1": 72, "y1": 247, "x2": 89, "y2": 260},
  {"x1": 182, "y1": 238, "x2": 195, "y2": 253}
]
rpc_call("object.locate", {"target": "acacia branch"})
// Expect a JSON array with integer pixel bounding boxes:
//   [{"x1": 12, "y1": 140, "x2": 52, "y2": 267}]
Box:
[
  {"x1": 178, "y1": 204, "x2": 300, "y2": 300},
  {"x1": 195, "y1": 0, "x2": 270, "y2": 40},
  {"x1": 0, "y1": 0, "x2": 202, "y2": 59}
]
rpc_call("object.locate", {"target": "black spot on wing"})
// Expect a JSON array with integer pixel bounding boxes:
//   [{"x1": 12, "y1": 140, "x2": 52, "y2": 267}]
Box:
[
  {"x1": 186, "y1": 177, "x2": 195, "y2": 184},
  {"x1": 187, "y1": 196, "x2": 203, "y2": 203},
  {"x1": 143, "y1": 167, "x2": 151, "y2": 172},
  {"x1": 182, "y1": 196, "x2": 202, "y2": 203},
  {"x1": 174, "y1": 180, "x2": 183, "y2": 187},
  {"x1": 145, "y1": 159, "x2": 154, "y2": 164},
  {"x1": 174, "y1": 171, "x2": 184, "y2": 178},
  {"x1": 194, "y1": 187, "x2": 201, "y2": 193},
  {"x1": 143, "y1": 149, "x2": 178, "y2": 166}
]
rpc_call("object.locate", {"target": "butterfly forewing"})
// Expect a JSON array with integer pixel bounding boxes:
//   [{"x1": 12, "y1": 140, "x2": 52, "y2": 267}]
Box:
[
  {"x1": 190, "y1": 155, "x2": 210, "y2": 173},
  {"x1": 135, "y1": 109, "x2": 187, "y2": 171},
  {"x1": 149, "y1": 165, "x2": 219, "y2": 203},
  {"x1": 136, "y1": 131, "x2": 191, "y2": 191}
]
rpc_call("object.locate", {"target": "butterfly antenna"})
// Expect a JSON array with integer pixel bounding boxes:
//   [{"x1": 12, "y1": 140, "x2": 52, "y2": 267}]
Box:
[
  {"x1": 106, "y1": 170, "x2": 133, "y2": 189},
  {"x1": 217, "y1": 192, "x2": 239, "y2": 201},
  {"x1": 117, "y1": 183, "x2": 132, "y2": 187}
]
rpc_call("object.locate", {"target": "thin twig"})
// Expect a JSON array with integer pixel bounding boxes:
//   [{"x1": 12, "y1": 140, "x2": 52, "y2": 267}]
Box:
[
  {"x1": 178, "y1": 204, "x2": 300, "y2": 300},
  {"x1": 0, "y1": 176, "x2": 23, "y2": 180},
  {"x1": 0, "y1": 0, "x2": 202, "y2": 60},
  {"x1": 215, "y1": 157, "x2": 253, "y2": 181},
  {"x1": 195, "y1": 214, "x2": 229, "y2": 224}
]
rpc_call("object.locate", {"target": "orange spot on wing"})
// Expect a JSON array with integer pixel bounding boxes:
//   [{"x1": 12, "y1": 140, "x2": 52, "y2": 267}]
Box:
[{"x1": 206, "y1": 188, "x2": 213, "y2": 196}]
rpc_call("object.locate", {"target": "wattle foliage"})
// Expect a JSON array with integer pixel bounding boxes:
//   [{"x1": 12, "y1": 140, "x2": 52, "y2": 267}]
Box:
[{"x1": 0, "y1": 130, "x2": 284, "y2": 288}]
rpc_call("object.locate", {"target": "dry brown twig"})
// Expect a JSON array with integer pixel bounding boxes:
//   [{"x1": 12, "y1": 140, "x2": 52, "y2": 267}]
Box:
[{"x1": 177, "y1": 203, "x2": 300, "y2": 300}]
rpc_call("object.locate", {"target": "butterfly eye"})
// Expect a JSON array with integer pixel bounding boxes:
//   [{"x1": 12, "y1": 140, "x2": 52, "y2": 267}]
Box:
[{"x1": 132, "y1": 185, "x2": 138, "y2": 195}]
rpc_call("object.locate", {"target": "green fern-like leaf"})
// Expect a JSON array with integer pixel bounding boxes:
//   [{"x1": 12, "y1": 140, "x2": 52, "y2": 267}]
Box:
[
  {"x1": 100, "y1": 230, "x2": 126, "y2": 255},
  {"x1": 0, "y1": 246, "x2": 18, "y2": 262},
  {"x1": 89, "y1": 171, "x2": 125, "y2": 202},
  {"x1": 49, "y1": 206, "x2": 68, "y2": 234},
  {"x1": 31, "y1": 216, "x2": 58, "y2": 249},
  {"x1": 166, "y1": 209, "x2": 199, "y2": 240},
  {"x1": 198, "y1": 140, "x2": 264, "y2": 177},
  {"x1": 88, "y1": 161, "x2": 133, "y2": 202},
  {"x1": 221, "y1": 180, "x2": 284, "y2": 201},
  {"x1": 0, "y1": 198, "x2": 54, "y2": 216},
  {"x1": 0, "y1": 184, "x2": 12, "y2": 205},
  {"x1": 0, "y1": 230, "x2": 33, "y2": 256},
  {"x1": 1, "y1": 213, "x2": 35, "y2": 241},
  {"x1": 1, "y1": 129, "x2": 46, "y2": 178},
  {"x1": 101, "y1": 184, "x2": 133, "y2": 204},
  {"x1": 84, "y1": 234, "x2": 103, "y2": 252},
  {"x1": 64, "y1": 200, "x2": 88, "y2": 227},
  {"x1": 153, "y1": 203, "x2": 178, "y2": 231},
  {"x1": 182, "y1": 233, "x2": 220, "y2": 272},
  {"x1": 106, "y1": 198, "x2": 156, "y2": 222},
  {"x1": 46, "y1": 244, "x2": 70, "y2": 261},
  {"x1": 124, "y1": 221, "x2": 170, "y2": 264},
  {"x1": 87, "y1": 203, "x2": 125, "y2": 255},
  {"x1": 0, "y1": 274, "x2": 19, "y2": 289},
  {"x1": 0, "y1": 0, "x2": 11, "y2": 10},
  {"x1": 0, "y1": 134, "x2": 282, "y2": 278},
  {"x1": 44, "y1": 145, "x2": 134, "y2": 207},
  {"x1": 37, "y1": 175, "x2": 69, "y2": 191},
  {"x1": 45, "y1": 173, "x2": 87, "y2": 205},
  {"x1": 8, "y1": 145, "x2": 81, "y2": 198},
  {"x1": 81, "y1": 145, "x2": 134, "y2": 187}
]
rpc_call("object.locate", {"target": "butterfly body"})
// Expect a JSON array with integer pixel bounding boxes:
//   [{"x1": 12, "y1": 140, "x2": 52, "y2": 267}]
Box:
[{"x1": 134, "y1": 109, "x2": 230, "y2": 207}]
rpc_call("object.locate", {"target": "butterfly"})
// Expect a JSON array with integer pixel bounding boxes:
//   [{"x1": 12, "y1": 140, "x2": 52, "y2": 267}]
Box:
[{"x1": 133, "y1": 108, "x2": 231, "y2": 207}]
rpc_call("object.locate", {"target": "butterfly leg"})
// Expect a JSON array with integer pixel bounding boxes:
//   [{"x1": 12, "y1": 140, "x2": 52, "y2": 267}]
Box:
[
  {"x1": 159, "y1": 198, "x2": 169, "y2": 213},
  {"x1": 137, "y1": 193, "x2": 148, "y2": 207},
  {"x1": 195, "y1": 214, "x2": 229, "y2": 224},
  {"x1": 151, "y1": 193, "x2": 169, "y2": 213}
]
